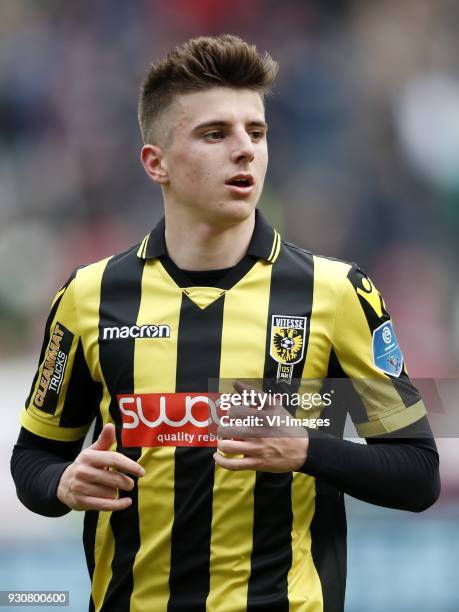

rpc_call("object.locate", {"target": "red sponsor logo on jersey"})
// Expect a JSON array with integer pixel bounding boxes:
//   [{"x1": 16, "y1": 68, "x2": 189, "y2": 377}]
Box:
[{"x1": 117, "y1": 393, "x2": 222, "y2": 447}]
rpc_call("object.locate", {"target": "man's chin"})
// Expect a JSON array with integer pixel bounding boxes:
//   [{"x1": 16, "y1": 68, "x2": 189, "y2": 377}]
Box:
[
  {"x1": 176, "y1": 195, "x2": 259, "y2": 228},
  {"x1": 212, "y1": 199, "x2": 257, "y2": 225}
]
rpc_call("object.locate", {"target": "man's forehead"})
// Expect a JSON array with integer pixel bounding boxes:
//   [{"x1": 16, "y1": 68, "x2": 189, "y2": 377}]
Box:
[{"x1": 175, "y1": 87, "x2": 266, "y2": 127}]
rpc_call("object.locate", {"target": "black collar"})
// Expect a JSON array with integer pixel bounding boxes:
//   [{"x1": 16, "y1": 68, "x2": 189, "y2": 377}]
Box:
[{"x1": 136, "y1": 209, "x2": 281, "y2": 264}]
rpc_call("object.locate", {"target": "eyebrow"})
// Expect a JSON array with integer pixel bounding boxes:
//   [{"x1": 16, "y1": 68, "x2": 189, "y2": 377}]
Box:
[{"x1": 192, "y1": 119, "x2": 268, "y2": 132}]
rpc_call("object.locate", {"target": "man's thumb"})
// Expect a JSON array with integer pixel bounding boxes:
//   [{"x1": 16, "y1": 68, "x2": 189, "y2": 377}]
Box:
[{"x1": 91, "y1": 423, "x2": 116, "y2": 451}]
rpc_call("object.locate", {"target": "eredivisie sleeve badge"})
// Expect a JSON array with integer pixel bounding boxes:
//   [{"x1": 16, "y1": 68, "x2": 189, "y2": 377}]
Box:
[
  {"x1": 270, "y1": 315, "x2": 307, "y2": 384},
  {"x1": 372, "y1": 320, "x2": 404, "y2": 377}
]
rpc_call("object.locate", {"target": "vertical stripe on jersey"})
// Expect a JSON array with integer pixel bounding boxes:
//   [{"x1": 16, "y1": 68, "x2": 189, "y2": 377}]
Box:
[
  {"x1": 289, "y1": 473, "x2": 322, "y2": 612},
  {"x1": 308, "y1": 369, "x2": 347, "y2": 612},
  {"x1": 70, "y1": 258, "x2": 114, "y2": 612},
  {"x1": 98, "y1": 248, "x2": 145, "y2": 612},
  {"x1": 206, "y1": 261, "x2": 272, "y2": 612},
  {"x1": 310, "y1": 491, "x2": 347, "y2": 612},
  {"x1": 306, "y1": 255, "x2": 349, "y2": 612},
  {"x1": 247, "y1": 244, "x2": 314, "y2": 612},
  {"x1": 89, "y1": 384, "x2": 118, "y2": 612},
  {"x1": 130, "y1": 260, "x2": 182, "y2": 612},
  {"x1": 84, "y1": 412, "x2": 103, "y2": 612},
  {"x1": 89, "y1": 390, "x2": 117, "y2": 611},
  {"x1": 167, "y1": 292, "x2": 224, "y2": 612}
]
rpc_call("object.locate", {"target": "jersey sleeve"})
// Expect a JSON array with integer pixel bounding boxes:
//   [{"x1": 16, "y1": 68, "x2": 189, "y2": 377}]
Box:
[
  {"x1": 20, "y1": 270, "x2": 101, "y2": 442},
  {"x1": 331, "y1": 263, "x2": 426, "y2": 437}
]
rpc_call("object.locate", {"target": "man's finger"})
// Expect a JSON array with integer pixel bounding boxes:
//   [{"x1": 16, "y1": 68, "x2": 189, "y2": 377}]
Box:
[
  {"x1": 73, "y1": 482, "x2": 120, "y2": 499},
  {"x1": 213, "y1": 452, "x2": 259, "y2": 471},
  {"x1": 87, "y1": 450, "x2": 145, "y2": 477},
  {"x1": 217, "y1": 439, "x2": 255, "y2": 455},
  {"x1": 81, "y1": 496, "x2": 133, "y2": 512},
  {"x1": 90, "y1": 423, "x2": 116, "y2": 452},
  {"x1": 84, "y1": 466, "x2": 135, "y2": 491},
  {"x1": 217, "y1": 425, "x2": 246, "y2": 439},
  {"x1": 216, "y1": 438, "x2": 248, "y2": 459}
]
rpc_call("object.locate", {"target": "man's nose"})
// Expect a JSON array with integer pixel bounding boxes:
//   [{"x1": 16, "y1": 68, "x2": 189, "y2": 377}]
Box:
[{"x1": 230, "y1": 130, "x2": 255, "y2": 163}]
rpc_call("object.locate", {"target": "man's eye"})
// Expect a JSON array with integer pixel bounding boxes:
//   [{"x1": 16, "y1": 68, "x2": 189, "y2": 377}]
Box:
[
  {"x1": 250, "y1": 131, "x2": 264, "y2": 141},
  {"x1": 204, "y1": 131, "x2": 223, "y2": 140}
]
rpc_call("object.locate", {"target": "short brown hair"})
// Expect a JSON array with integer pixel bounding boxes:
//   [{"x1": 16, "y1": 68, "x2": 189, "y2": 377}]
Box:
[{"x1": 138, "y1": 34, "x2": 278, "y2": 145}]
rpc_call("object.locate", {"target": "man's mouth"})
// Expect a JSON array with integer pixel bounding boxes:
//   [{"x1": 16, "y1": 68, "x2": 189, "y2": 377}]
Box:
[
  {"x1": 225, "y1": 174, "x2": 254, "y2": 187},
  {"x1": 225, "y1": 174, "x2": 254, "y2": 194}
]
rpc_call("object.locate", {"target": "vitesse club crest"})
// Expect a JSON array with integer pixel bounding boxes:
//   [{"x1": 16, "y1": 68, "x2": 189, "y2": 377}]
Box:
[{"x1": 270, "y1": 315, "x2": 307, "y2": 384}]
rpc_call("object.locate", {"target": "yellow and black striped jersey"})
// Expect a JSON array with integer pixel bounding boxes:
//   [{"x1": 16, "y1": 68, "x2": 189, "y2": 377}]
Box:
[{"x1": 21, "y1": 211, "x2": 426, "y2": 612}]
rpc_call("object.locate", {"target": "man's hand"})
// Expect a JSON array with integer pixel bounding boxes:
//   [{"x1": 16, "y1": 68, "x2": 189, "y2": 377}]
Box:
[
  {"x1": 213, "y1": 382, "x2": 309, "y2": 473},
  {"x1": 57, "y1": 423, "x2": 145, "y2": 511},
  {"x1": 214, "y1": 436, "x2": 309, "y2": 473}
]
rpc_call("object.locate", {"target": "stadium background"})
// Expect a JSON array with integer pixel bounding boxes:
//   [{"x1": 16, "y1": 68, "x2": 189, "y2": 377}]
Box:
[{"x1": 1, "y1": 1, "x2": 458, "y2": 610}]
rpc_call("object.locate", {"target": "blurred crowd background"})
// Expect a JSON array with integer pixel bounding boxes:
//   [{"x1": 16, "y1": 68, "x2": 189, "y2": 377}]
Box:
[{"x1": 1, "y1": 0, "x2": 458, "y2": 610}]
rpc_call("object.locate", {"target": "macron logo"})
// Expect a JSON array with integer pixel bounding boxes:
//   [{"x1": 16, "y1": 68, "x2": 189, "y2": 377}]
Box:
[{"x1": 102, "y1": 324, "x2": 171, "y2": 341}]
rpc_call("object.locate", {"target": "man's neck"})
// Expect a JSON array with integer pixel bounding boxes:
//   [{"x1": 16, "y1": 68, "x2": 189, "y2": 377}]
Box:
[{"x1": 163, "y1": 209, "x2": 255, "y2": 271}]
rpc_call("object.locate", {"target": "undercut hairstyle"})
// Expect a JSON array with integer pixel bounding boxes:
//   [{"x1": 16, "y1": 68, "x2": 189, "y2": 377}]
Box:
[{"x1": 138, "y1": 34, "x2": 278, "y2": 145}]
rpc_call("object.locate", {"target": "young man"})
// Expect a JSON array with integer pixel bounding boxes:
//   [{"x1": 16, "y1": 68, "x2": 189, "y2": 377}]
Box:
[{"x1": 11, "y1": 35, "x2": 439, "y2": 612}]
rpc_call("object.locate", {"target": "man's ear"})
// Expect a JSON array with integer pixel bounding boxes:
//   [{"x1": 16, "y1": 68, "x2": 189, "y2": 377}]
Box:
[{"x1": 140, "y1": 144, "x2": 169, "y2": 184}]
